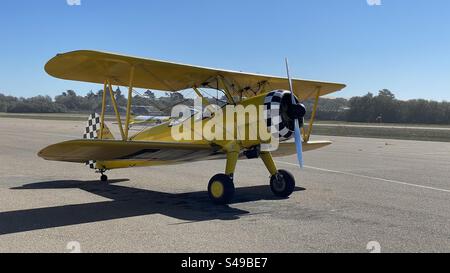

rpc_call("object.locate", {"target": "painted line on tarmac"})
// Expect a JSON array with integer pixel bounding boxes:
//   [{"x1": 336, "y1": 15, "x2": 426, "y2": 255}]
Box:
[{"x1": 276, "y1": 160, "x2": 450, "y2": 194}]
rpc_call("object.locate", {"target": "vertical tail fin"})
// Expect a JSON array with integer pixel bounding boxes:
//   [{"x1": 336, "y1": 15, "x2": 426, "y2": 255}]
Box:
[
  {"x1": 83, "y1": 113, "x2": 115, "y2": 169},
  {"x1": 83, "y1": 113, "x2": 100, "y2": 140}
]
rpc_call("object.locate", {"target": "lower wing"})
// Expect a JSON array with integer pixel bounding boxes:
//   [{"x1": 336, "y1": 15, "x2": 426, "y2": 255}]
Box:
[
  {"x1": 271, "y1": 141, "x2": 332, "y2": 158},
  {"x1": 38, "y1": 140, "x2": 218, "y2": 163},
  {"x1": 38, "y1": 139, "x2": 332, "y2": 165}
]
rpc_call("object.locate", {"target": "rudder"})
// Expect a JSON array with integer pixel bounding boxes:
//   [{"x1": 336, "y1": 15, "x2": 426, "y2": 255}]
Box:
[{"x1": 83, "y1": 113, "x2": 115, "y2": 169}]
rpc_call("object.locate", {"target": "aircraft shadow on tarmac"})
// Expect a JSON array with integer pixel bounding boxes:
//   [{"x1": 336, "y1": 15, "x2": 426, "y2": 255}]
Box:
[{"x1": 1, "y1": 180, "x2": 305, "y2": 235}]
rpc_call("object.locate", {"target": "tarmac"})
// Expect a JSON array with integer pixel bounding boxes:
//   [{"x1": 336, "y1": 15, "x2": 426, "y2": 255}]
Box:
[{"x1": 0, "y1": 117, "x2": 449, "y2": 253}]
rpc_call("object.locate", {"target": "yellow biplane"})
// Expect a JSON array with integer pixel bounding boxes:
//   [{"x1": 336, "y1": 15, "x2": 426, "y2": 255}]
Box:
[{"x1": 39, "y1": 50, "x2": 346, "y2": 204}]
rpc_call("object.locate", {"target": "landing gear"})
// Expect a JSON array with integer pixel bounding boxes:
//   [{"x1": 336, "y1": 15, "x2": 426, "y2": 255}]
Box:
[
  {"x1": 98, "y1": 169, "x2": 108, "y2": 182},
  {"x1": 208, "y1": 174, "x2": 235, "y2": 205},
  {"x1": 261, "y1": 152, "x2": 296, "y2": 198},
  {"x1": 270, "y1": 170, "x2": 296, "y2": 198},
  {"x1": 100, "y1": 174, "x2": 108, "y2": 182},
  {"x1": 206, "y1": 144, "x2": 298, "y2": 204},
  {"x1": 207, "y1": 146, "x2": 239, "y2": 205}
]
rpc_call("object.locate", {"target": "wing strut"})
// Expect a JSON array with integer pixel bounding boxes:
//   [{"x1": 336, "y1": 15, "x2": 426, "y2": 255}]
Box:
[
  {"x1": 99, "y1": 65, "x2": 136, "y2": 141},
  {"x1": 125, "y1": 66, "x2": 135, "y2": 139},
  {"x1": 303, "y1": 87, "x2": 321, "y2": 143},
  {"x1": 100, "y1": 80, "x2": 108, "y2": 139},
  {"x1": 217, "y1": 76, "x2": 236, "y2": 105},
  {"x1": 108, "y1": 80, "x2": 126, "y2": 140}
]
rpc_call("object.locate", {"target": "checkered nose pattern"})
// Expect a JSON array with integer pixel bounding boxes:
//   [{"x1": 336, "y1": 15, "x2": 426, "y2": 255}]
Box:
[
  {"x1": 83, "y1": 113, "x2": 101, "y2": 169},
  {"x1": 264, "y1": 90, "x2": 298, "y2": 142}
]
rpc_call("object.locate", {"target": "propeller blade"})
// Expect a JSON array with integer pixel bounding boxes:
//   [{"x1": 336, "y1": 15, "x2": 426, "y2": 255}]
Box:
[
  {"x1": 294, "y1": 119, "x2": 304, "y2": 168},
  {"x1": 285, "y1": 58, "x2": 304, "y2": 168}
]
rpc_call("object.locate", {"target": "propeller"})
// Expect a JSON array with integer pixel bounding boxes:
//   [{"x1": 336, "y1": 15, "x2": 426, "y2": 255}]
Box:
[{"x1": 285, "y1": 58, "x2": 304, "y2": 168}]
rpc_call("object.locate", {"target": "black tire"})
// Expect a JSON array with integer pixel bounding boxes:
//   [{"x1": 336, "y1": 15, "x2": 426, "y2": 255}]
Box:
[
  {"x1": 208, "y1": 174, "x2": 235, "y2": 205},
  {"x1": 100, "y1": 174, "x2": 108, "y2": 182},
  {"x1": 270, "y1": 170, "x2": 296, "y2": 198}
]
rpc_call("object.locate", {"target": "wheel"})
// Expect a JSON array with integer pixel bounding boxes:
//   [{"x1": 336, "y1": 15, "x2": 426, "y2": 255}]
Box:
[
  {"x1": 208, "y1": 174, "x2": 235, "y2": 205},
  {"x1": 270, "y1": 170, "x2": 296, "y2": 198},
  {"x1": 100, "y1": 174, "x2": 108, "y2": 182}
]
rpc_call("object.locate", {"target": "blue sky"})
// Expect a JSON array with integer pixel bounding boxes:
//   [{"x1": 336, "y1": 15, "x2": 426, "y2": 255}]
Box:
[{"x1": 0, "y1": 0, "x2": 449, "y2": 101}]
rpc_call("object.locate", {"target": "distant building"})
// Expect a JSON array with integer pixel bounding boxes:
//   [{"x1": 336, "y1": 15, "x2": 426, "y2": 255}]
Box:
[{"x1": 131, "y1": 105, "x2": 164, "y2": 116}]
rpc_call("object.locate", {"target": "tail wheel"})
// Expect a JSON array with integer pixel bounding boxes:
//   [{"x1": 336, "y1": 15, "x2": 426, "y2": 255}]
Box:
[
  {"x1": 270, "y1": 170, "x2": 296, "y2": 198},
  {"x1": 208, "y1": 174, "x2": 235, "y2": 205},
  {"x1": 100, "y1": 174, "x2": 108, "y2": 182}
]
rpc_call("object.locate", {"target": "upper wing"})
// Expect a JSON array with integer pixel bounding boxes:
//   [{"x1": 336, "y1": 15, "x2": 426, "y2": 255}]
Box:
[
  {"x1": 45, "y1": 50, "x2": 346, "y2": 100},
  {"x1": 38, "y1": 140, "x2": 219, "y2": 163}
]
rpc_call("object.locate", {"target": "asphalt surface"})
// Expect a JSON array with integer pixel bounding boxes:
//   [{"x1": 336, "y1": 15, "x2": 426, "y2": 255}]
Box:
[
  {"x1": 0, "y1": 118, "x2": 449, "y2": 253},
  {"x1": 316, "y1": 123, "x2": 450, "y2": 131}
]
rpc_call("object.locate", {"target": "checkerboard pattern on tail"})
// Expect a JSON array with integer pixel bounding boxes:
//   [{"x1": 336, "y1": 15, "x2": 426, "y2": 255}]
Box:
[{"x1": 83, "y1": 113, "x2": 101, "y2": 169}]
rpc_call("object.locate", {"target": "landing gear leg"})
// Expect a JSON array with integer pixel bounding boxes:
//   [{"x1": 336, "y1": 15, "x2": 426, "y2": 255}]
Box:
[
  {"x1": 260, "y1": 152, "x2": 278, "y2": 177},
  {"x1": 207, "y1": 150, "x2": 239, "y2": 205},
  {"x1": 261, "y1": 152, "x2": 296, "y2": 198}
]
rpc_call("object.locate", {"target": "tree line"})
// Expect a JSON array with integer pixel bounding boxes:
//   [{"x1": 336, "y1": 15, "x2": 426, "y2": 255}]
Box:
[
  {"x1": 0, "y1": 89, "x2": 190, "y2": 115},
  {"x1": 304, "y1": 89, "x2": 450, "y2": 125},
  {"x1": 1, "y1": 88, "x2": 450, "y2": 125}
]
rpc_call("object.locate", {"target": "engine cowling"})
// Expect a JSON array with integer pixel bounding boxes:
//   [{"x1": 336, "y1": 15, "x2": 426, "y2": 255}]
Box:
[{"x1": 264, "y1": 90, "x2": 306, "y2": 141}]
